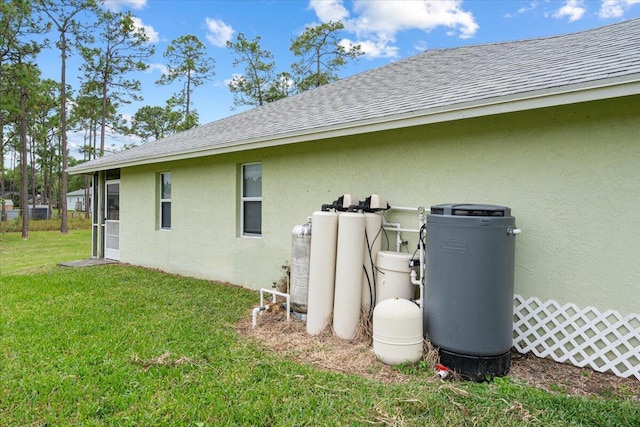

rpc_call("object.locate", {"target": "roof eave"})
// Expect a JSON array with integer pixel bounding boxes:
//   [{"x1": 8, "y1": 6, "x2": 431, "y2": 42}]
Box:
[{"x1": 68, "y1": 75, "x2": 640, "y2": 175}]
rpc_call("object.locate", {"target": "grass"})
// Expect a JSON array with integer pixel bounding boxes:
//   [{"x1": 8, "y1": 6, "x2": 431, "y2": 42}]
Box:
[
  {"x1": 1, "y1": 232, "x2": 639, "y2": 426},
  {"x1": 0, "y1": 213, "x2": 92, "y2": 233},
  {"x1": 0, "y1": 229, "x2": 92, "y2": 275}
]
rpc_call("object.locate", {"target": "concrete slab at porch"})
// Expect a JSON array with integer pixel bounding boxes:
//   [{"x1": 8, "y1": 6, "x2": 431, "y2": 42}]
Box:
[{"x1": 58, "y1": 259, "x2": 119, "y2": 268}]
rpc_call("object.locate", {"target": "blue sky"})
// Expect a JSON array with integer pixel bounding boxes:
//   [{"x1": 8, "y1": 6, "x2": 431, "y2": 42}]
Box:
[{"x1": 34, "y1": 0, "x2": 640, "y2": 155}]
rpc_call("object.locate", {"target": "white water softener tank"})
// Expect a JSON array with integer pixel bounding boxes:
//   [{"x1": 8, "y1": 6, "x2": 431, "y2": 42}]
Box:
[
  {"x1": 306, "y1": 211, "x2": 339, "y2": 335},
  {"x1": 333, "y1": 212, "x2": 366, "y2": 340},
  {"x1": 290, "y1": 220, "x2": 312, "y2": 314},
  {"x1": 373, "y1": 298, "x2": 423, "y2": 365},
  {"x1": 362, "y1": 212, "x2": 382, "y2": 314},
  {"x1": 375, "y1": 251, "x2": 415, "y2": 306}
]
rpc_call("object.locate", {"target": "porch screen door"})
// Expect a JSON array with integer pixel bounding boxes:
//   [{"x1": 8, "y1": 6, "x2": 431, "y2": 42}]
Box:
[{"x1": 104, "y1": 181, "x2": 120, "y2": 260}]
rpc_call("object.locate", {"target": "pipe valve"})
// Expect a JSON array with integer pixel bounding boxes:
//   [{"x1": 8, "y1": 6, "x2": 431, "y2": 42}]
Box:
[{"x1": 507, "y1": 227, "x2": 522, "y2": 236}]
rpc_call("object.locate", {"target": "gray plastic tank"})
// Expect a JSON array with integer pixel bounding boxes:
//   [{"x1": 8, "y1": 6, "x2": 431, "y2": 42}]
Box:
[{"x1": 424, "y1": 204, "x2": 519, "y2": 380}]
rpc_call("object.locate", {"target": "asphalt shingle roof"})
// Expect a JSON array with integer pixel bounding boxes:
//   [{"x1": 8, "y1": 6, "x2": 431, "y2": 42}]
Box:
[{"x1": 70, "y1": 18, "x2": 640, "y2": 173}]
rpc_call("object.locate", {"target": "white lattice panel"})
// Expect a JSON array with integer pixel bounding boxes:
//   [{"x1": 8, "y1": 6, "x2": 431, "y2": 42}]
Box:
[{"x1": 513, "y1": 295, "x2": 640, "y2": 380}]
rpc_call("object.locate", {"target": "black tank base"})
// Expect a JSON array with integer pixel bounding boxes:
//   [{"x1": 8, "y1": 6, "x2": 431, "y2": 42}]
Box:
[{"x1": 439, "y1": 349, "x2": 510, "y2": 382}]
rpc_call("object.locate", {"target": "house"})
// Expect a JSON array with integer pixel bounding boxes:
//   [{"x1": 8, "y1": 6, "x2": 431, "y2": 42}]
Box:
[
  {"x1": 69, "y1": 19, "x2": 640, "y2": 379},
  {"x1": 1, "y1": 198, "x2": 15, "y2": 221},
  {"x1": 66, "y1": 188, "x2": 92, "y2": 212},
  {"x1": 0, "y1": 197, "x2": 50, "y2": 220},
  {"x1": 1, "y1": 198, "x2": 14, "y2": 211}
]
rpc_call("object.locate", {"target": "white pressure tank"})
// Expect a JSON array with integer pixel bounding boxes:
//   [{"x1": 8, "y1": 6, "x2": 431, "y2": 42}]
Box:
[
  {"x1": 306, "y1": 211, "x2": 339, "y2": 335},
  {"x1": 375, "y1": 251, "x2": 415, "y2": 306},
  {"x1": 332, "y1": 211, "x2": 366, "y2": 340},
  {"x1": 373, "y1": 298, "x2": 423, "y2": 365},
  {"x1": 290, "y1": 220, "x2": 312, "y2": 313},
  {"x1": 362, "y1": 212, "x2": 382, "y2": 314}
]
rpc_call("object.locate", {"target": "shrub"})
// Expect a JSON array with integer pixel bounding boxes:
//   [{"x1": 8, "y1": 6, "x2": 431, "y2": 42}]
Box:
[{"x1": 0, "y1": 214, "x2": 91, "y2": 233}]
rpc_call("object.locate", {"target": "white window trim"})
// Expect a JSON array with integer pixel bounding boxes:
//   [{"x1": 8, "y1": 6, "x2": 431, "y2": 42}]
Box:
[
  {"x1": 241, "y1": 163, "x2": 262, "y2": 238},
  {"x1": 159, "y1": 172, "x2": 171, "y2": 231}
]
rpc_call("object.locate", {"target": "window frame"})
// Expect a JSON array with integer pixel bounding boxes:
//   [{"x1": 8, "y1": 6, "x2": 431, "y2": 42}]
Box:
[
  {"x1": 241, "y1": 162, "x2": 262, "y2": 237},
  {"x1": 159, "y1": 172, "x2": 171, "y2": 231}
]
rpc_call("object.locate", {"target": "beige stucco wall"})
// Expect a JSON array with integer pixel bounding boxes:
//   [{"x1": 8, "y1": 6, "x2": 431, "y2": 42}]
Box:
[{"x1": 119, "y1": 95, "x2": 640, "y2": 317}]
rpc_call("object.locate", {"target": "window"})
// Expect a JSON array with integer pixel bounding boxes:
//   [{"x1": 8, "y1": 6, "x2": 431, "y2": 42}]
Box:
[
  {"x1": 242, "y1": 163, "x2": 262, "y2": 236},
  {"x1": 106, "y1": 168, "x2": 121, "y2": 180},
  {"x1": 160, "y1": 172, "x2": 171, "y2": 230}
]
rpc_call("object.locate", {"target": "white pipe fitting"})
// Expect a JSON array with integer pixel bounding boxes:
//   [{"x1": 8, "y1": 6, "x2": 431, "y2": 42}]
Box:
[
  {"x1": 252, "y1": 305, "x2": 269, "y2": 329},
  {"x1": 252, "y1": 288, "x2": 291, "y2": 329},
  {"x1": 389, "y1": 206, "x2": 429, "y2": 213}
]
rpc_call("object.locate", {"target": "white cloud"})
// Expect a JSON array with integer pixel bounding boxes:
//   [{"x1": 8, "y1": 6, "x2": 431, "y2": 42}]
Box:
[
  {"x1": 518, "y1": 1, "x2": 540, "y2": 15},
  {"x1": 119, "y1": 112, "x2": 134, "y2": 126},
  {"x1": 103, "y1": 0, "x2": 146, "y2": 12},
  {"x1": 308, "y1": 0, "x2": 478, "y2": 59},
  {"x1": 553, "y1": 0, "x2": 586, "y2": 22},
  {"x1": 147, "y1": 63, "x2": 168, "y2": 76},
  {"x1": 131, "y1": 16, "x2": 159, "y2": 43},
  {"x1": 343, "y1": 36, "x2": 398, "y2": 59},
  {"x1": 599, "y1": 0, "x2": 640, "y2": 18},
  {"x1": 213, "y1": 79, "x2": 230, "y2": 88},
  {"x1": 504, "y1": 1, "x2": 540, "y2": 18},
  {"x1": 309, "y1": 0, "x2": 349, "y2": 22},
  {"x1": 337, "y1": 38, "x2": 362, "y2": 54},
  {"x1": 205, "y1": 17, "x2": 235, "y2": 48},
  {"x1": 413, "y1": 40, "x2": 429, "y2": 52},
  {"x1": 225, "y1": 73, "x2": 244, "y2": 88},
  {"x1": 350, "y1": 0, "x2": 478, "y2": 39},
  {"x1": 600, "y1": 0, "x2": 625, "y2": 17}
]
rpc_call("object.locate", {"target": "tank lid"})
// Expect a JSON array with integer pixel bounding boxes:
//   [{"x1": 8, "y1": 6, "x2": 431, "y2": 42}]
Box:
[{"x1": 430, "y1": 204, "x2": 511, "y2": 217}]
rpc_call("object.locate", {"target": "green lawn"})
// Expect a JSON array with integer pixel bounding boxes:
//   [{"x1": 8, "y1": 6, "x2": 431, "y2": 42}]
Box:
[
  {"x1": 1, "y1": 231, "x2": 638, "y2": 426},
  {"x1": 0, "y1": 229, "x2": 92, "y2": 275}
]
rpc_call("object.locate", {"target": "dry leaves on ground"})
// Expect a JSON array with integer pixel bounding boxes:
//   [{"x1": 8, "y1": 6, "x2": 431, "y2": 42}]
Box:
[{"x1": 238, "y1": 308, "x2": 640, "y2": 401}]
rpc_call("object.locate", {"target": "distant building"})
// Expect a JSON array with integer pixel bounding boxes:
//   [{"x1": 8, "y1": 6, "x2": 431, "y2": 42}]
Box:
[
  {"x1": 66, "y1": 188, "x2": 92, "y2": 212},
  {"x1": 1, "y1": 198, "x2": 14, "y2": 211}
]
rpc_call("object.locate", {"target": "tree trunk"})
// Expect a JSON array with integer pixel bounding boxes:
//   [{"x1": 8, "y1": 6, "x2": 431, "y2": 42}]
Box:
[
  {"x1": 30, "y1": 135, "x2": 36, "y2": 210},
  {"x1": 9, "y1": 152, "x2": 16, "y2": 194},
  {"x1": 92, "y1": 118, "x2": 97, "y2": 159},
  {"x1": 0, "y1": 56, "x2": 5, "y2": 222},
  {"x1": 315, "y1": 46, "x2": 321, "y2": 88},
  {"x1": 45, "y1": 171, "x2": 51, "y2": 220},
  {"x1": 60, "y1": 31, "x2": 68, "y2": 234},
  {"x1": 84, "y1": 175, "x2": 90, "y2": 220},
  {"x1": 49, "y1": 149, "x2": 54, "y2": 220},
  {"x1": 19, "y1": 83, "x2": 29, "y2": 238},
  {"x1": 186, "y1": 69, "x2": 191, "y2": 117},
  {"x1": 99, "y1": 72, "x2": 107, "y2": 157},
  {"x1": 0, "y1": 139, "x2": 5, "y2": 222},
  {"x1": 43, "y1": 151, "x2": 51, "y2": 220}
]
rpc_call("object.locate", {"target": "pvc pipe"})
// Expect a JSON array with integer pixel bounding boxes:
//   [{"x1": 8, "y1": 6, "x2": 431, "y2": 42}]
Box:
[
  {"x1": 252, "y1": 305, "x2": 269, "y2": 328},
  {"x1": 382, "y1": 221, "x2": 397, "y2": 251},
  {"x1": 260, "y1": 288, "x2": 291, "y2": 322},
  {"x1": 388, "y1": 206, "x2": 430, "y2": 213},
  {"x1": 388, "y1": 210, "x2": 424, "y2": 309},
  {"x1": 383, "y1": 226, "x2": 420, "y2": 233},
  {"x1": 252, "y1": 288, "x2": 291, "y2": 329},
  {"x1": 382, "y1": 222, "x2": 402, "y2": 252},
  {"x1": 411, "y1": 265, "x2": 424, "y2": 310},
  {"x1": 382, "y1": 221, "x2": 420, "y2": 252}
]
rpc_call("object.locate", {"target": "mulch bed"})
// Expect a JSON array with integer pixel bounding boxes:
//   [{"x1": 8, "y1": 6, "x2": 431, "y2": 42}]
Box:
[{"x1": 237, "y1": 308, "x2": 640, "y2": 401}]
